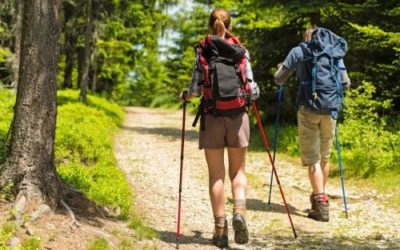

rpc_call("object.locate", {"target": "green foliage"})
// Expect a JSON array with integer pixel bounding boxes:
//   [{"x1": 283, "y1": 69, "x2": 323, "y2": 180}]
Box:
[
  {"x1": 88, "y1": 238, "x2": 109, "y2": 250},
  {"x1": 20, "y1": 237, "x2": 42, "y2": 250},
  {"x1": 0, "y1": 47, "x2": 11, "y2": 63},
  {"x1": 336, "y1": 82, "x2": 400, "y2": 177},
  {"x1": 0, "y1": 222, "x2": 16, "y2": 249},
  {"x1": 56, "y1": 0, "x2": 177, "y2": 106},
  {"x1": 113, "y1": 50, "x2": 172, "y2": 106},
  {"x1": 96, "y1": 39, "x2": 134, "y2": 89},
  {"x1": 58, "y1": 89, "x2": 124, "y2": 126},
  {"x1": 55, "y1": 90, "x2": 131, "y2": 217},
  {"x1": 0, "y1": 47, "x2": 11, "y2": 86},
  {"x1": 0, "y1": 89, "x2": 131, "y2": 217},
  {"x1": 0, "y1": 89, "x2": 15, "y2": 163},
  {"x1": 0, "y1": 183, "x2": 14, "y2": 201},
  {"x1": 249, "y1": 123, "x2": 299, "y2": 157},
  {"x1": 128, "y1": 214, "x2": 158, "y2": 240},
  {"x1": 162, "y1": 4, "x2": 209, "y2": 108}
]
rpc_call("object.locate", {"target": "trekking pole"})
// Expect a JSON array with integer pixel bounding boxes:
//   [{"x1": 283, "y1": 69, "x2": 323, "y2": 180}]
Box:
[
  {"x1": 335, "y1": 125, "x2": 349, "y2": 218},
  {"x1": 176, "y1": 91, "x2": 189, "y2": 249},
  {"x1": 268, "y1": 84, "x2": 283, "y2": 205},
  {"x1": 252, "y1": 102, "x2": 297, "y2": 239}
]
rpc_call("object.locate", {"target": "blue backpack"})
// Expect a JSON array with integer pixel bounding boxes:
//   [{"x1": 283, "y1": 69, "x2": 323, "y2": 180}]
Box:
[{"x1": 299, "y1": 28, "x2": 348, "y2": 117}]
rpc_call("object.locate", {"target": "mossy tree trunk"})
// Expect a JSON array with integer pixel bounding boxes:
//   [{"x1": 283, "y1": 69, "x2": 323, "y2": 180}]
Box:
[{"x1": 0, "y1": 0, "x2": 61, "y2": 209}]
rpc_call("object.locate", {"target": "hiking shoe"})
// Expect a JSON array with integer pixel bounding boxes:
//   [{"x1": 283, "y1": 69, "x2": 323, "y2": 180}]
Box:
[
  {"x1": 310, "y1": 193, "x2": 316, "y2": 210},
  {"x1": 212, "y1": 234, "x2": 228, "y2": 248},
  {"x1": 232, "y1": 213, "x2": 249, "y2": 244},
  {"x1": 308, "y1": 200, "x2": 329, "y2": 222},
  {"x1": 212, "y1": 220, "x2": 228, "y2": 248}
]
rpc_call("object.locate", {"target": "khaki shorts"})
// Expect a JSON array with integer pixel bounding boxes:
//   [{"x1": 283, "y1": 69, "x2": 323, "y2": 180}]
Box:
[
  {"x1": 199, "y1": 112, "x2": 250, "y2": 149},
  {"x1": 297, "y1": 106, "x2": 336, "y2": 166}
]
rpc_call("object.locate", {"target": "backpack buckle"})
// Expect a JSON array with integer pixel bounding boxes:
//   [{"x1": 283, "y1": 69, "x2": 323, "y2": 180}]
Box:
[{"x1": 312, "y1": 92, "x2": 318, "y2": 101}]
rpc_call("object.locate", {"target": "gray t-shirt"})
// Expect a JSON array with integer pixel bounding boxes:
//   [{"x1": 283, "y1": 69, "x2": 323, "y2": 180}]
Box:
[{"x1": 274, "y1": 45, "x2": 351, "y2": 109}]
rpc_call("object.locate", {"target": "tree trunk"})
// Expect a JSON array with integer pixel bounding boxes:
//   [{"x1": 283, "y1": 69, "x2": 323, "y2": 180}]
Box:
[
  {"x1": 0, "y1": 0, "x2": 61, "y2": 209},
  {"x1": 11, "y1": 0, "x2": 23, "y2": 89},
  {"x1": 63, "y1": 30, "x2": 76, "y2": 89},
  {"x1": 62, "y1": 2, "x2": 76, "y2": 89},
  {"x1": 91, "y1": 50, "x2": 98, "y2": 92},
  {"x1": 79, "y1": 0, "x2": 92, "y2": 102}
]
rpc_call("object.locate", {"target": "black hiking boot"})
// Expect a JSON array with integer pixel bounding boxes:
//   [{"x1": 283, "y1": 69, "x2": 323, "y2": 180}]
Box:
[
  {"x1": 310, "y1": 193, "x2": 316, "y2": 210},
  {"x1": 232, "y1": 213, "x2": 249, "y2": 244},
  {"x1": 212, "y1": 219, "x2": 228, "y2": 248},
  {"x1": 308, "y1": 198, "x2": 329, "y2": 222}
]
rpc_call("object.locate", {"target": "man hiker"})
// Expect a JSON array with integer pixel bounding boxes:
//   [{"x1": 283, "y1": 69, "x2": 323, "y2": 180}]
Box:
[{"x1": 273, "y1": 26, "x2": 351, "y2": 222}]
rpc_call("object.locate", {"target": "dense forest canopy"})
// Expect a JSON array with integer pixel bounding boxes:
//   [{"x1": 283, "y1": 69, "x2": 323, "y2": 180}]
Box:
[
  {"x1": 166, "y1": 0, "x2": 400, "y2": 124},
  {"x1": 0, "y1": 0, "x2": 399, "y2": 124}
]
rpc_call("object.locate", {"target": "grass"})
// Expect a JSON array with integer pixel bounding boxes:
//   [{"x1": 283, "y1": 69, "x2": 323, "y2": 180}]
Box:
[
  {"x1": 247, "y1": 172, "x2": 267, "y2": 189},
  {"x1": 347, "y1": 173, "x2": 400, "y2": 209},
  {"x1": 248, "y1": 119, "x2": 400, "y2": 209},
  {"x1": 0, "y1": 221, "x2": 42, "y2": 250},
  {"x1": 0, "y1": 222, "x2": 16, "y2": 248},
  {"x1": 128, "y1": 214, "x2": 158, "y2": 240},
  {"x1": 20, "y1": 237, "x2": 42, "y2": 250},
  {"x1": 88, "y1": 238, "x2": 109, "y2": 250}
]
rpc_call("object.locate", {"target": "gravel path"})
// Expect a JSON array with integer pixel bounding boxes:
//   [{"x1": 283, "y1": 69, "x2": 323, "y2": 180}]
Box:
[{"x1": 114, "y1": 107, "x2": 400, "y2": 250}]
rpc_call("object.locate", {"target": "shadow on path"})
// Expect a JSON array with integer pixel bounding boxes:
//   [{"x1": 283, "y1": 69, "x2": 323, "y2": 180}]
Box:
[
  {"x1": 157, "y1": 230, "x2": 213, "y2": 248},
  {"x1": 157, "y1": 227, "x2": 400, "y2": 250},
  {"x1": 247, "y1": 198, "x2": 305, "y2": 217},
  {"x1": 122, "y1": 126, "x2": 198, "y2": 141}
]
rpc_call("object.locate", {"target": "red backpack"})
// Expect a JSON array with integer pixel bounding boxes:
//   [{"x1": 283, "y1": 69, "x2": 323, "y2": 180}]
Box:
[{"x1": 193, "y1": 35, "x2": 251, "y2": 130}]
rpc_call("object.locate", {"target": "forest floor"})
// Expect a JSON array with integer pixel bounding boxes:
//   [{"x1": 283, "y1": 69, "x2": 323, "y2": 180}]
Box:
[
  {"x1": 1, "y1": 106, "x2": 399, "y2": 249},
  {"x1": 114, "y1": 107, "x2": 400, "y2": 250}
]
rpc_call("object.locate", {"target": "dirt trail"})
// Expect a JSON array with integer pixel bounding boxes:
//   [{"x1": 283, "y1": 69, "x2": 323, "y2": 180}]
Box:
[{"x1": 114, "y1": 107, "x2": 400, "y2": 250}]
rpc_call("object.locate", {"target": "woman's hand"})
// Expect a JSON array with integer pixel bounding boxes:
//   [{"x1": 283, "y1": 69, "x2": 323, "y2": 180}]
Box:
[{"x1": 180, "y1": 90, "x2": 190, "y2": 103}]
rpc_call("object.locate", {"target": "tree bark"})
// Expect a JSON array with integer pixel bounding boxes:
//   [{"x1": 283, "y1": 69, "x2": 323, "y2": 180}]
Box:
[
  {"x1": 79, "y1": 0, "x2": 92, "y2": 102},
  {"x1": 63, "y1": 30, "x2": 76, "y2": 89},
  {"x1": 11, "y1": 0, "x2": 23, "y2": 89},
  {"x1": 0, "y1": 0, "x2": 61, "y2": 208},
  {"x1": 62, "y1": 3, "x2": 77, "y2": 89},
  {"x1": 91, "y1": 50, "x2": 98, "y2": 92}
]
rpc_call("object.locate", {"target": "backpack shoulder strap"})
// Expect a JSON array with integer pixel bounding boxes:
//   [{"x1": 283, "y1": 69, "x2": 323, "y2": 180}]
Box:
[
  {"x1": 298, "y1": 42, "x2": 312, "y2": 60},
  {"x1": 298, "y1": 42, "x2": 318, "y2": 100},
  {"x1": 229, "y1": 36, "x2": 241, "y2": 45}
]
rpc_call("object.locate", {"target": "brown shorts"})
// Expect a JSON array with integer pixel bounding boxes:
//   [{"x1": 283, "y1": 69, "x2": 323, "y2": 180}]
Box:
[
  {"x1": 297, "y1": 106, "x2": 336, "y2": 166},
  {"x1": 199, "y1": 112, "x2": 250, "y2": 149}
]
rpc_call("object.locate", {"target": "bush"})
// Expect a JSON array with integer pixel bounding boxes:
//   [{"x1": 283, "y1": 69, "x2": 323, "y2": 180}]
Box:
[
  {"x1": 0, "y1": 89, "x2": 15, "y2": 163},
  {"x1": 55, "y1": 90, "x2": 131, "y2": 217},
  {"x1": 249, "y1": 122, "x2": 299, "y2": 156},
  {"x1": 0, "y1": 89, "x2": 132, "y2": 217},
  {"x1": 337, "y1": 82, "x2": 400, "y2": 177},
  {"x1": 249, "y1": 81, "x2": 400, "y2": 181}
]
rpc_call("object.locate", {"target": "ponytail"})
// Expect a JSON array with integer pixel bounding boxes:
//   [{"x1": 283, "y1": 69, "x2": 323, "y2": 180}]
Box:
[
  {"x1": 209, "y1": 8, "x2": 235, "y2": 38},
  {"x1": 213, "y1": 16, "x2": 225, "y2": 38}
]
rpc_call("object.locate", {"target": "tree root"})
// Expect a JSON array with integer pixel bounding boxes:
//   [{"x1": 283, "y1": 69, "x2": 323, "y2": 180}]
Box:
[{"x1": 60, "y1": 199, "x2": 80, "y2": 229}]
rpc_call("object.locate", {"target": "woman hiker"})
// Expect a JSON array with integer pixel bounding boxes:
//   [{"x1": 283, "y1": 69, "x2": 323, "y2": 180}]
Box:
[{"x1": 180, "y1": 7, "x2": 259, "y2": 248}]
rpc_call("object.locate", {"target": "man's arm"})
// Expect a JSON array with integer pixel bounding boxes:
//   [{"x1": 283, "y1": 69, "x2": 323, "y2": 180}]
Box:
[
  {"x1": 273, "y1": 47, "x2": 301, "y2": 84},
  {"x1": 274, "y1": 64, "x2": 294, "y2": 84},
  {"x1": 338, "y1": 59, "x2": 351, "y2": 90}
]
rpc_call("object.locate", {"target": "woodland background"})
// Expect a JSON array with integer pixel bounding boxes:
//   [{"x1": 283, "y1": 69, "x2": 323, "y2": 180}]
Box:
[{"x1": 0, "y1": 1, "x2": 399, "y2": 247}]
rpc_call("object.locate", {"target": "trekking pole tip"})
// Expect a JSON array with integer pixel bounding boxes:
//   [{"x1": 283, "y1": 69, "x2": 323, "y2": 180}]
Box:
[{"x1": 176, "y1": 241, "x2": 180, "y2": 249}]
